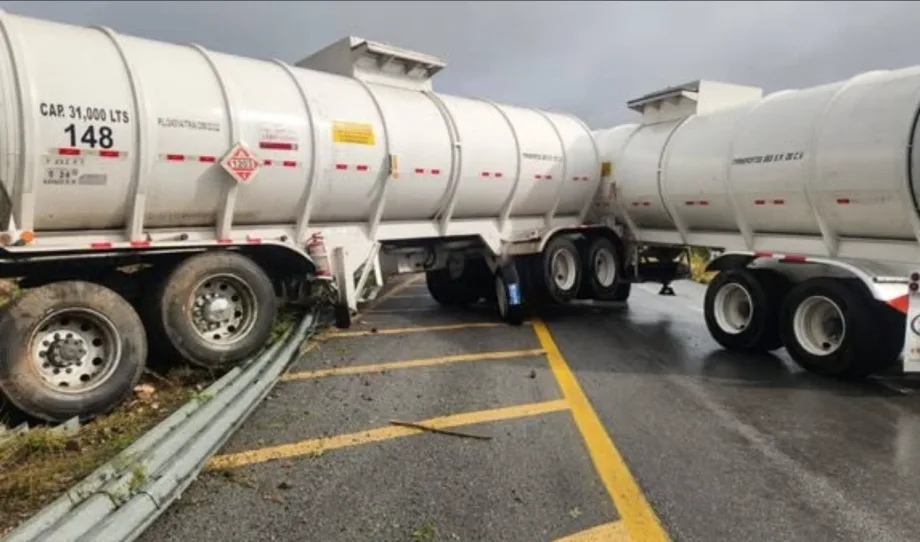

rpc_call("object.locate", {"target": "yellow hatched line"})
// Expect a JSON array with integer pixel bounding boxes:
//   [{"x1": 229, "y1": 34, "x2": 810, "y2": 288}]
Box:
[
  {"x1": 325, "y1": 321, "x2": 529, "y2": 338},
  {"x1": 533, "y1": 319, "x2": 670, "y2": 542},
  {"x1": 206, "y1": 399, "x2": 570, "y2": 470},
  {"x1": 283, "y1": 348, "x2": 545, "y2": 381}
]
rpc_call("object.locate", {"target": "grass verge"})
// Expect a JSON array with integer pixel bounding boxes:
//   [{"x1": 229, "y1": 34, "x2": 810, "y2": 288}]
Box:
[{"x1": 0, "y1": 305, "x2": 301, "y2": 537}]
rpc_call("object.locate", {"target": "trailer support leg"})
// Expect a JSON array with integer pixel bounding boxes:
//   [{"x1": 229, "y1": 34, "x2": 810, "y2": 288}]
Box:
[
  {"x1": 658, "y1": 282, "x2": 675, "y2": 296},
  {"x1": 332, "y1": 246, "x2": 355, "y2": 329}
]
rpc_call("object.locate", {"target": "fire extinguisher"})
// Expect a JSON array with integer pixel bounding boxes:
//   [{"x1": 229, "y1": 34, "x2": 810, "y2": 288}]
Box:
[{"x1": 306, "y1": 232, "x2": 331, "y2": 277}]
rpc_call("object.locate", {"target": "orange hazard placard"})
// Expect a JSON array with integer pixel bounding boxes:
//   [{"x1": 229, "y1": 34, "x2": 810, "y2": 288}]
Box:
[{"x1": 221, "y1": 143, "x2": 261, "y2": 183}]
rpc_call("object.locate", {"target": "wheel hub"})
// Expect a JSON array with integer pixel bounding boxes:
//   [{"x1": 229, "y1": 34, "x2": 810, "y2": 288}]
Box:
[
  {"x1": 793, "y1": 295, "x2": 845, "y2": 356},
  {"x1": 47, "y1": 336, "x2": 86, "y2": 367},
  {"x1": 593, "y1": 248, "x2": 617, "y2": 288},
  {"x1": 190, "y1": 275, "x2": 257, "y2": 345},
  {"x1": 31, "y1": 309, "x2": 121, "y2": 392},
  {"x1": 550, "y1": 249, "x2": 577, "y2": 291},
  {"x1": 203, "y1": 296, "x2": 233, "y2": 323},
  {"x1": 713, "y1": 282, "x2": 753, "y2": 335}
]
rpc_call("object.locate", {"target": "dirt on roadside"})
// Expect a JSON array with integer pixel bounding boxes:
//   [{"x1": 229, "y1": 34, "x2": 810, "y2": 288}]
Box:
[
  {"x1": 0, "y1": 366, "x2": 200, "y2": 536},
  {"x1": 0, "y1": 304, "x2": 303, "y2": 537}
]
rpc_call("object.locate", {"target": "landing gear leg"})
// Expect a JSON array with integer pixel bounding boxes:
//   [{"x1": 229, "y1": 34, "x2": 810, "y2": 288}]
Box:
[{"x1": 495, "y1": 259, "x2": 525, "y2": 326}]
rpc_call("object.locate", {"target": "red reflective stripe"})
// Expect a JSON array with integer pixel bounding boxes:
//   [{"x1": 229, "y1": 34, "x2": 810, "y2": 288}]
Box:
[
  {"x1": 99, "y1": 150, "x2": 119, "y2": 158},
  {"x1": 217, "y1": 238, "x2": 233, "y2": 244},
  {"x1": 199, "y1": 156, "x2": 216, "y2": 163},
  {"x1": 685, "y1": 201, "x2": 695, "y2": 206},
  {"x1": 754, "y1": 200, "x2": 765, "y2": 205},
  {"x1": 166, "y1": 154, "x2": 185, "y2": 161},
  {"x1": 545, "y1": 175, "x2": 553, "y2": 180},
  {"x1": 335, "y1": 164, "x2": 347, "y2": 170},
  {"x1": 535, "y1": 174, "x2": 543, "y2": 179},
  {"x1": 699, "y1": 201, "x2": 709, "y2": 206},
  {"x1": 246, "y1": 235, "x2": 262, "y2": 244},
  {"x1": 259, "y1": 141, "x2": 295, "y2": 150},
  {"x1": 283, "y1": 160, "x2": 297, "y2": 168},
  {"x1": 414, "y1": 168, "x2": 424, "y2": 174},
  {"x1": 753, "y1": 251, "x2": 773, "y2": 259},
  {"x1": 130, "y1": 240, "x2": 150, "y2": 248},
  {"x1": 263, "y1": 159, "x2": 273, "y2": 166},
  {"x1": 431, "y1": 169, "x2": 441, "y2": 175},
  {"x1": 782, "y1": 254, "x2": 807, "y2": 263},
  {"x1": 773, "y1": 199, "x2": 785, "y2": 205},
  {"x1": 90, "y1": 241, "x2": 112, "y2": 249},
  {"x1": 495, "y1": 172, "x2": 503, "y2": 178},
  {"x1": 59, "y1": 148, "x2": 80, "y2": 155},
  {"x1": 888, "y1": 294, "x2": 909, "y2": 315},
  {"x1": 643, "y1": 202, "x2": 650, "y2": 206},
  {"x1": 836, "y1": 198, "x2": 851, "y2": 204},
  {"x1": 482, "y1": 172, "x2": 491, "y2": 177},
  {"x1": 356, "y1": 164, "x2": 369, "y2": 171}
]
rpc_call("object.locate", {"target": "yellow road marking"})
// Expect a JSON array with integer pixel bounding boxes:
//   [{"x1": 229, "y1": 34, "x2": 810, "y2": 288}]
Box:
[
  {"x1": 207, "y1": 399, "x2": 570, "y2": 470},
  {"x1": 552, "y1": 521, "x2": 629, "y2": 542},
  {"x1": 533, "y1": 319, "x2": 670, "y2": 542},
  {"x1": 326, "y1": 321, "x2": 528, "y2": 338},
  {"x1": 282, "y1": 348, "x2": 546, "y2": 381}
]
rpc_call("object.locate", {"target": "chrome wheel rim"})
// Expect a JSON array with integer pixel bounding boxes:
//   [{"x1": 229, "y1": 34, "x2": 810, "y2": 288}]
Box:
[
  {"x1": 189, "y1": 274, "x2": 258, "y2": 346},
  {"x1": 30, "y1": 308, "x2": 121, "y2": 393}
]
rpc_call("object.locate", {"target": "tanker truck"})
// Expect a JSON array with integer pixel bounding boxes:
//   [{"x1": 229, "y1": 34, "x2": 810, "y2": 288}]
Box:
[
  {"x1": 0, "y1": 10, "x2": 649, "y2": 423},
  {"x1": 593, "y1": 71, "x2": 920, "y2": 380}
]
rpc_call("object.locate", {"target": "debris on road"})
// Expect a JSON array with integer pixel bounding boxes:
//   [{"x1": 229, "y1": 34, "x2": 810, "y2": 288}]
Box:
[{"x1": 389, "y1": 420, "x2": 493, "y2": 441}]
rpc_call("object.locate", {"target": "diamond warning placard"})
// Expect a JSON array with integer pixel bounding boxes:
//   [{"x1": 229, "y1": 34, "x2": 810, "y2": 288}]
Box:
[{"x1": 221, "y1": 143, "x2": 260, "y2": 183}]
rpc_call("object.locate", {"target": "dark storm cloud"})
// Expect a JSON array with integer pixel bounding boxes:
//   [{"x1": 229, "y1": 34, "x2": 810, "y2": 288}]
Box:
[{"x1": 1, "y1": 1, "x2": 918, "y2": 128}]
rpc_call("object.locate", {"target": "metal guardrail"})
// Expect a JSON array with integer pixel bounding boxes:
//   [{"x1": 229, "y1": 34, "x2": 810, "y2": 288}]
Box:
[{"x1": 3, "y1": 309, "x2": 319, "y2": 542}]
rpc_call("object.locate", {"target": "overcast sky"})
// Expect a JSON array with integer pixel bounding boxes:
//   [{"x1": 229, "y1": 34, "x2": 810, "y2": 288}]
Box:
[{"x1": 2, "y1": 1, "x2": 919, "y2": 128}]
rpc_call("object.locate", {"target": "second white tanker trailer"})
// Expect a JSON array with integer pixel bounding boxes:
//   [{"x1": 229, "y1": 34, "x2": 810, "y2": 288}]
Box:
[{"x1": 593, "y1": 69, "x2": 920, "y2": 380}]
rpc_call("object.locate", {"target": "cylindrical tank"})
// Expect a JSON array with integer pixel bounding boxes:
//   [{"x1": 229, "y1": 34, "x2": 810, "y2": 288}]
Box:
[
  {"x1": 600, "y1": 66, "x2": 920, "y2": 243},
  {"x1": 0, "y1": 12, "x2": 599, "y2": 233}
]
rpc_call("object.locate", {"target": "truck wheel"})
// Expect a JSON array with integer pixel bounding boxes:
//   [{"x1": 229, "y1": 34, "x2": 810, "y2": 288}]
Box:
[
  {"x1": 425, "y1": 258, "x2": 481, "y2": 307},
  {"x1": 154, "y1": 251, "x2": 276, "y2": 370},
  {"x1": 581, "y1": 237, "x2": 624, "y2": 300},
  {"x1": 779, "y1": 277, "x2": 888, "y2": 378},
  {"x1": 534, "y1": 236, "x2": 582, "y2": 305},
  {"x1": 0, "y1": 281, "x2": 146, "y2": 423},
  {"x1": 611, "y1": 282, "x2": 632, "y2": 302},
  {"x1": 704, "y1": 268, "x2": 782, "y2": 352},
  {"x1": 494, "y1": 265, "x2": 525, "y2": 326}
]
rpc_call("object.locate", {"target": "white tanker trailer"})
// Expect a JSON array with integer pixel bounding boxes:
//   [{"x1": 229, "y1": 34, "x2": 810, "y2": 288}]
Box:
[
  {"x1": 594, "y1": 71, "x2": 920, "y2": 380},
  {"x1": 0, "y1": 11, "x2": 638, "y2": 423}
]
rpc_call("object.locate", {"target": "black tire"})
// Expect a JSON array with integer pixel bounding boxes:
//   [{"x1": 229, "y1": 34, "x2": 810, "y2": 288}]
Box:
[
  {"x1": 534, "y1": 236, "x2": 583, "y2": 305},
  {"x1": 611, "y1": 282, "x2": 632, "y2": 302},
  {"x1": 495, "y1": 264, "x2": 525, "y2": 326},
  {"x1": 425, "y1": 257, "x2": 486, "y2": 307},
  {"x1": 779, "y1": 277, "x2": 895, "y2": 378},
  {"x1": 581, "y1": 236, "x2": 625, "y2": 301},
  {"x1": 152, "y1": 251, "x2": 277, "y2": 370},
  {"x1": 704, "y1": 268, "x2": 783, "y2": 353},
  {"x1": 334, "y1": 303, "x2": 352, "y2": 329},
  {"x1": 0, "y1": 281, "x2": 147, "y2": 423}
]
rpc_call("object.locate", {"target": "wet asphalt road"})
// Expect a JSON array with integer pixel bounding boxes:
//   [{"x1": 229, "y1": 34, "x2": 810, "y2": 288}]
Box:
[{"x1": 140, "y1": 275, "x2": 920, "y2": 542}]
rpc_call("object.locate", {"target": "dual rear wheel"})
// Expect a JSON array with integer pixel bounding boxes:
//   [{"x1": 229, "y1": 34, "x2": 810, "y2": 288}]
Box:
[
  {"x1": 0, "y1": 250, "x2": 278, "y2": 422},
  {"x1": 425, "y1": 233, "x2": 632, "y2": 325},
  {"x1": 705, "y1": 268, "x2": 903, "y2": 378}
]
